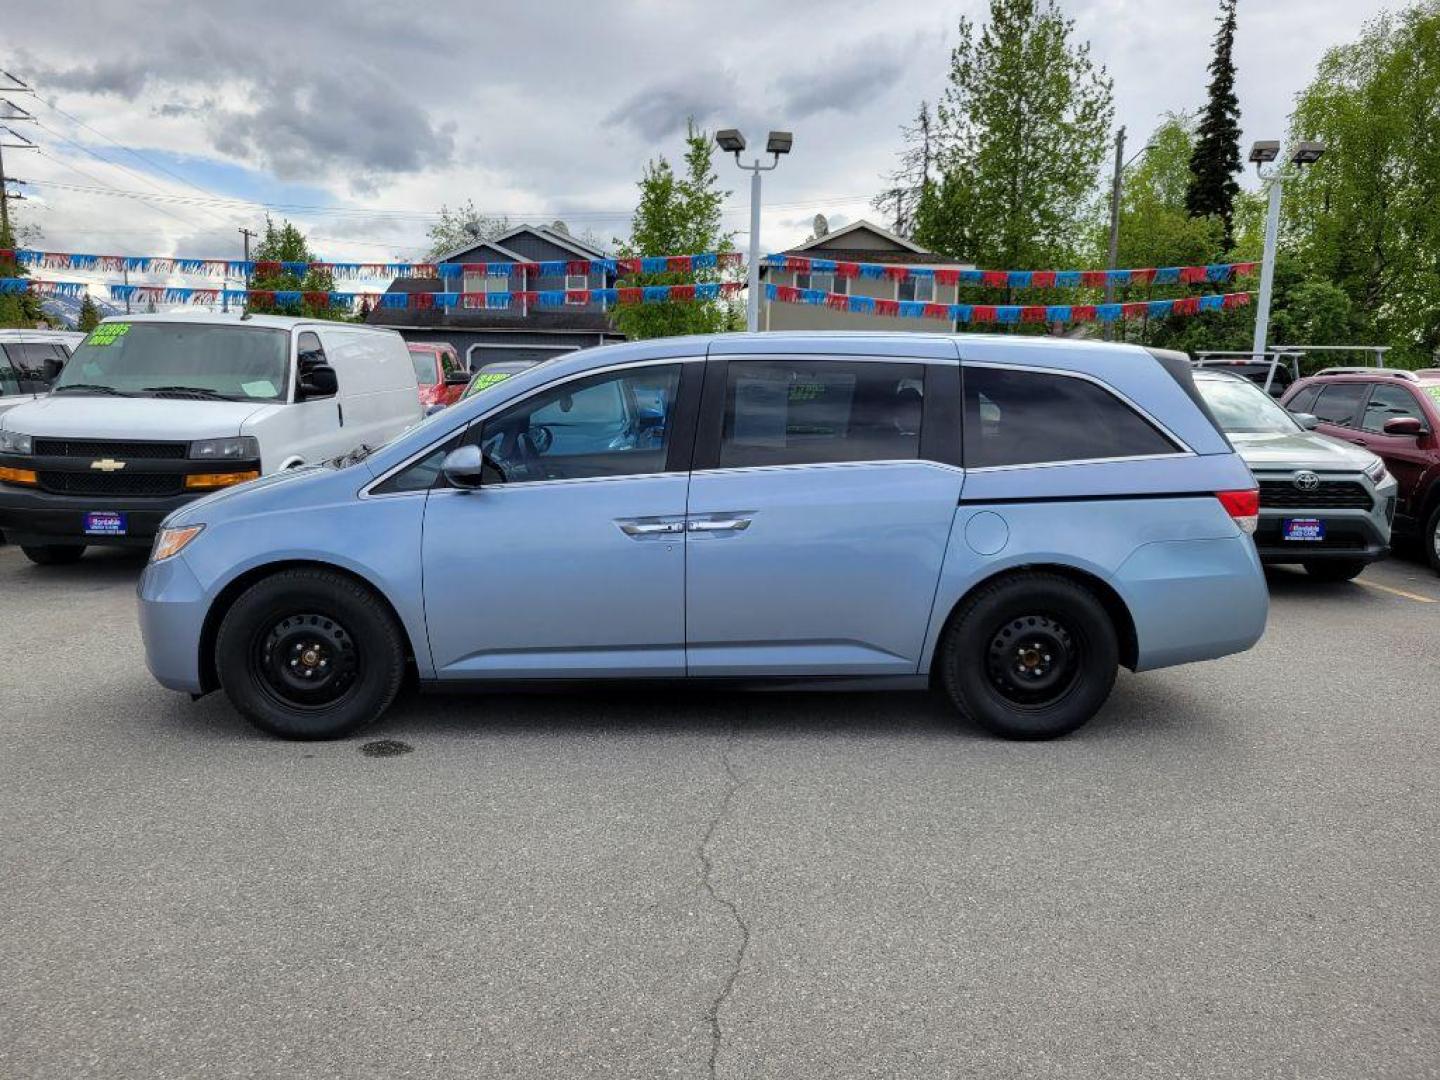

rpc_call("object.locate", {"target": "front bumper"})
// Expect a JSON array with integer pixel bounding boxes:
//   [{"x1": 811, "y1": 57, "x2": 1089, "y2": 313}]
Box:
[
  {"x1": 138, "y1": 553, "x2": 209, "y2": 693},
  {"x1": 1251, "y1": 472, "x2": 1396, "y2": 565},
  {"x1": 0, "y1": 484, "x2": 202, "y2": 547}
]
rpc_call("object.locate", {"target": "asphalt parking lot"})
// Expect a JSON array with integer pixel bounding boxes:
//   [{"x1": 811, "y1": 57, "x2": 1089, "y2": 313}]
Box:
[{"x1": 1, "y1": 544, "x2": 1437, "y2": 1080}]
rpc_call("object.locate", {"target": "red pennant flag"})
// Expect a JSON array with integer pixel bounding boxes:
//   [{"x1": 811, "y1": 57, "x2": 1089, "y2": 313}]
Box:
[
  {"x1": 1172, "y1": 295, "x2": 1200, "y2": 315},
  {"x1": 516, "y1": 291, "x2": 538, "y2": 305},
  {"x1": 461, "y1": 263, "x2": 485, "y2": 275},
  {"x1": 1071, "y1": 305, "x2": 1096, "y2": 322},
  {"x1": 982, "y1": 270, "x2": 1008, "y2": 289},
  {"x1": 785, "y1": 256, "x2": 809, "y2": 271},
  {"x1": 835, "y1": 262, "x2": 861, "y2": 278},
  {"x1": 825, "y1": 293, "x2": 849, "y2": 311},
  {"x1": 667, "y1": 256, "x2": 692, "y2": 274},
  {"x1": 1232, "y1": 262, "x2": 1258, "y2": 276},
  {"x1": 1030, "y1": 271, "x2": 1056, "y2": 289},
  {"x1": 411, "y1": 293, "x2": 435, "y2": 310},
  {"x1": 1179, "y1": 266, "x2": 1207, "y2": 284},
  {"x1": 249, "y1": 290, "x2": 275, "y2": 305},
  {"x1": 618, "y1": 287, "x2": 643, "y2": 305},
  {"x1": 972, "y1": 305, "x2": 997, "y2": 322},
  {"x1": 1122, "y1": 302, "x2": 1148, "y2": 319},
  {"x1": 1223, "y1": 292, "x2": 1250, "y2": 309},
  {"x1": 1129, "y1": 268, "x2": 1156, "y2": 286},
  {"x1": 885, "y1": 265, "x2": 910, "y2": 281},
  {"x1": 719, "y1": 281, "x2": 744, "y2": 297},
  {"x1": 718, "y1": 252, "x2": 743, "y2": 269},
  {"x1": 1021, "y1": 305, "x2": 1048, "y2": 323},
  {"x1": 253, "y1": 261, "x2": 281, "y2": 277},
  {"x1": 303, "y1": 291, "x2": 329, "y2": 307},
  {"x1": 618, "y1": 258, "x2": 642, "y2": 276},
  {"x1": 1080, "y1": 270, "x2": 1107, "y2": 288},
  {"x1": 875, "y1": 299, "x2": 900, "y2": 317},
  {"x1": 567, "y1": 289, "x2": 592, "y2": 305},
  {"x1": 933, "y1": 268, "x2": 961, "y2": 287},
  {"x1": 924, "y1": 303, "x2": 950, "y2": 320},
  {"x1": 775, "y1": 285, "x2": 800, "y2": 303},
  {"x1": 518, "y1": 262, "x2": 542, "y2": 277},
  {"x1": 669, "y1": 285, "x2": 695, "y2": 302}
]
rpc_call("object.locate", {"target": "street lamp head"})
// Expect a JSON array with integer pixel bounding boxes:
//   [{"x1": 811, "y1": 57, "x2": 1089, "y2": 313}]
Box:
[
  {"x1": 715, "y1": 129, "x2": 747, "y2": 154},
  {"x1": 765, "y1": 131, "x2": 793, "y2": 156},
  {"x1": 1249, "y1": 140, "x2": 1280, "y2": 165},
  {"x1": 1290, "y1": 140, "x2": 1327, "y2": 165}
]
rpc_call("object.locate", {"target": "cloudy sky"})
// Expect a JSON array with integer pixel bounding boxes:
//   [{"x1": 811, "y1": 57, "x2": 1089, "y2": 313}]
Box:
[{"x1": 3, "y1": 0, "x2": 1393, "y2": 282}]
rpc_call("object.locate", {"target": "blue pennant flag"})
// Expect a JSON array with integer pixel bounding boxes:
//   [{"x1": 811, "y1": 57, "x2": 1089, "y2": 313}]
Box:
[
  {"x1": 379, "y1": 292, "x2": 408, "y2": 309},
  {"x1": 1008, "y1": 271, "x2": 1033, "y2": 289},
  {"x1": 995, "y1": 306, "x2": 1022, "y2": 323},
  {"x1": 437, "y1": 263, "x2": 464, "y2": 279},
  {"x1": 540, "y1": 261, "x2": 568, "y2": 277},
  {"x1": 1106, "y1": 269, "x2": 1131, "y2": 287},
  {"x1": 1152, "y1": 267, "x2": 1181, "y2": 285},
  {"x1": 106, "y1": 283, "x2": 135, "y2": 300},
  {"x1": 848, "y1": 295, "x2": 876, "y2": 315},
  {"x1": 485, "y1": 292, "x2": 512, "y2": 309},
  {"x1": 1047, "y1": 305, "x2": 1072, "y2": 322},
  {"x1": 959, "y1": 269, "x2": 985, "y2": 286},
  {"x1": 898, "y1": 301, "x2": 925, "y2": 319},
  {"x1": 433, "y1": 292, "x2": 459, "y2": 308},
  {"x1": 274, "y1": 291, "x2": 302, "y2": 304},
  {"x1": 695, "y1": 282, "x2": 720, "y2": 301},
  {"x1": 1054, "y1": 271, "x2": 1082, "y2": 288},
  {"x1": 858, "y1": 263, "x2": 888, "y2": 279},
  {"x1": 328, "y1": 292, "x2": 356, "y2": 308},
  {"x1": 809, "y1": 258, "x2": 836, "y2": 273},
  {"x1": 594, "y1": 288, "x2": 619, "y2": 305},
  {"x1": 280, "y1": 262, "x2": 309, "y2": 277},
  {"x1": 689, "y1": 253, "x2": 717, "y2": 272},
  {"x1": 639, "y1": 257, "x2": 669, "y2": 276},
  {"x1": 1096, "y1": 303, "x2": 1122, "y2": 322},
  {"x1": 1148, "y1": 300, "x2": 1174, "y2": 318},
  {"x1": 1198, "y1": 293, "x2": 1224, "y2": 311},
  {"x1": 1206, "y1": 264, "x2": 1232, "y2": 282},
  {"x1": 537, "y1": 289, "x2": 567, "y2": 306},
  {"x1": 642, "y1": 285, "x2": 671, "y2": 303},
  {"x1": 764, "y1": 283, "x2": 779, "y2": 299},
  {"x1": 950, "y1": 304, "x2": 972, "y2": 322}
]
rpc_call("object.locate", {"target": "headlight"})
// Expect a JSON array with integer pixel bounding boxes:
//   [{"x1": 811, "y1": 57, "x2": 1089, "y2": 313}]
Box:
[
  {"x1": 151, "y1": 524, "x2": 205, "y2": 562},
  {"x1": 1364, "y1": 459, "x2": 1388, "y2": 483},
  {"x1": 190, "y1": 436, "x2": 259, "y2": 461},
  {"x1": 0, "y1": 430, "x2": 32, "y2": 454}
]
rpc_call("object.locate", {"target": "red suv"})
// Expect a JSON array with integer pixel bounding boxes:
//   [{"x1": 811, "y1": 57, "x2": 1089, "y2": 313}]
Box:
[
  {"x1": 1281, "y1": 368, "x2": 1440, "y2": 570},
  {"x1": 407, "y1": 342, "x2": 468, "y2": 411}
]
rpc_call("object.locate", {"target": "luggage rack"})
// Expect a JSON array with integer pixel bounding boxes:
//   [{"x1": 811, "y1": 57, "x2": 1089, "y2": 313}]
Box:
[{"x1": 1193, "y1": 344, "x2": 1392, "y2": 394}]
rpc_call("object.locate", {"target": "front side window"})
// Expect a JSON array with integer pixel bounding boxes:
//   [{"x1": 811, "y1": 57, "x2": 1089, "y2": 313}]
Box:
[
  {"x1": 719, "y1": 360, "x2": 924, "y2": 468},
  {"x1": 1286, "y1": 384, "x2": 1322, "y2": 414},
  {"x1": 2, "y1": 342, "x2": 66, "y2": 388},
  {"x1": 409, "y1": 349, "x2": 439, "y2": 386},
  {"x1": 1361, "y1": 384, "x2": 1425, "y2": 433},
  {"x1": 963, "y1": 366, "x2": 1177, "y2": 468},
  {"x1": 1196, "y1": 376, "x2": 1301, "y2": 434},
  {"x1": 1311, "y1": 382, "x2": 1369, "y2": 427},
  {"x1": 440, "y1": 349, "x2": 462, "y2": 377},
  {"x1": 54, "y1": 322, "x2": 289, "y2": 401},
  {"x1": 478, "y1": 364, "x2": 682, "y2": 483}
]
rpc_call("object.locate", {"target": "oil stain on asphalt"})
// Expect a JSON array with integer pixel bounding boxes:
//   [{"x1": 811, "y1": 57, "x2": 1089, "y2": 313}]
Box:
[{"x1": 360, "y1": 739, "x2": 414, "y2": 758}]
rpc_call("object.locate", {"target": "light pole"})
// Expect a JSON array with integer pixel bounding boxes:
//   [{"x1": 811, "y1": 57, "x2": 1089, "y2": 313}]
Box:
[
  {"x1": 1250, "y1": 138, "x2": 1326, "y2": 360},
  {"x1": 716, "y1": 128, "x2": 793, "y2": 333},
  {"x1": 1103, "y1": 126, "x2": 1155, "y2": 339}
]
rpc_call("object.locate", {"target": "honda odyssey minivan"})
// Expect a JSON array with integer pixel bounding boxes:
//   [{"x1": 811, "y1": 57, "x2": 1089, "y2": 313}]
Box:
[{"x1": 138, "y1": 332, "x2": 1269, "y2": 741}]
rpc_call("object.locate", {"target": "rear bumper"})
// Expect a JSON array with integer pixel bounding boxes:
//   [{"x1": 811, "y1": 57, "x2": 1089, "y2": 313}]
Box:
[{"x1": 0, "y1": 485, "x2": 199, "y2": 547}]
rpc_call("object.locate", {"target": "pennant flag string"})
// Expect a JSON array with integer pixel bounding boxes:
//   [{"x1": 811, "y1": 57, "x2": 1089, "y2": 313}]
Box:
[
  {"x1": 765, "y1": 253, "x2": 1260, "y2": 288},
  {"x1": 765, "y1": 282, "x2": 1252, "y2": 324},
  {"x1": 0, "y1": 248, "x2": 743, "y2": 282},
  {"x1": 0, "y1": 277, "x2": 745, "y2": 312}
]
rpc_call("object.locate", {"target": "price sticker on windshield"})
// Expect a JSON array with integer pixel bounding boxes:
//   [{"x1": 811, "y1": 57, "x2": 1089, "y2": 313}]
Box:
[{"x1": 86, "y1": 323, "x2": 130, "y2": 347}]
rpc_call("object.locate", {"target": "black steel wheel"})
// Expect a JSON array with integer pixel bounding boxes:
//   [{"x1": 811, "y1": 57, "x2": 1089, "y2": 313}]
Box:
[
  {"x1": 215, "y1": 568, "x2": 406, "y2": 740},
  {"x1": 939, "y1": 572, "x2": 1118, "y2": 740}
]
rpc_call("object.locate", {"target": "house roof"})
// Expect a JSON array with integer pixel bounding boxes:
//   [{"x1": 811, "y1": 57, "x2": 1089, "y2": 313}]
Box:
[
  {"x1": 434, "y1": 222, "x2": 608, "y2": 265},
  {"x1": 775, "y1": 248, "x2": 971, "y2": 266},
  {"x1": 787, "y1": 218, "x2": 930, "y2": 255},
  {"x1": 363, "y1": 275, "x2": 617, "y2": 333}
]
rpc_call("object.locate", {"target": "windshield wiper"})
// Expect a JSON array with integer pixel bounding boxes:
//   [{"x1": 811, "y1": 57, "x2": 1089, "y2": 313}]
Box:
[
  {"x1": 140, "y1": 386, "x2": 241, "y2": 401},
  {"x1": 328, "y1": 444, "x2": 375, "y2": 468},
  {"x1": 51, "y1": 384, "x2": 134, "y2": 396}
]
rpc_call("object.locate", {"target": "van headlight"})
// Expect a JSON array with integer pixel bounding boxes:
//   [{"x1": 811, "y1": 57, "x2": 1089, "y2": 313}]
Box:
[
  {"x1": 190, "y1": 436, "x2": 259, "y2": 461},
  {"x1": 152, "y1": 524, "x2": 205, "y2": 562},
  {"x1": 0, "y1": 430, "x2": 32, "y2": 455}
]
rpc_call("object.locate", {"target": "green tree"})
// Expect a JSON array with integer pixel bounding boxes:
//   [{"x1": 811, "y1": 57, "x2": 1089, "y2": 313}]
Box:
[
  {"x1": 0, "y1": 211, "x2": 44, "y2": 329},
  {"x1": 424, "y1": 200, "x2": 510, "y2": 261},
  {"x1": 913, "y1": 0, "x2": 1114, "y2": 269},
  {"x1": 1186, "y1": 0, "x2": 1243, "y2": 251},
  {"x1": 1106, "y1": 113, "x2": 1225, "y2": 271},
  {"x1": 76, "y1": 291, "x2": 101, "y2": 332},
  {"x1": 247, "y1": 216, "x2": 345, "y2": 321},
  {"x1": 612, "y1": 120, "x2": 740, "y2": 339},
  {"x1": 1284, "y1": 1, "x2": 1440, "y2": 365}
]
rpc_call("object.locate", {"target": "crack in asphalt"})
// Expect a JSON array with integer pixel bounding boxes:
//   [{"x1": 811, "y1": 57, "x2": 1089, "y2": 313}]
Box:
[{"x1": 698, "y1": 725, "x2": 750, "y2": 1080}]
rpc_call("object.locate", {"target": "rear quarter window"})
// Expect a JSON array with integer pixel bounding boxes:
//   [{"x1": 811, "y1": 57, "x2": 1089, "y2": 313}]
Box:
[{"x1": 963, "y1": 366, "x2": 1178, "y2": 468}]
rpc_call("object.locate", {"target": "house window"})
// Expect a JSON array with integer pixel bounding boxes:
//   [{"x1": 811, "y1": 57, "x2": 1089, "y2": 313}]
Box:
[
  {"x1": 795, "y1": 271, "x2": 845, "y2": 295},
  {"x1": 565, "y1": 273, "x2": 588, "y2": 305},
  {"x1": 898, "y1": 276, "x2": 935, "y2": 303}
]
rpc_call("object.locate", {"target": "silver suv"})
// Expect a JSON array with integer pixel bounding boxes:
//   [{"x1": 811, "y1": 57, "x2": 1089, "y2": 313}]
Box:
[{"x1": 1194, "y1": 368, "x2": 1397, "y2": 580}]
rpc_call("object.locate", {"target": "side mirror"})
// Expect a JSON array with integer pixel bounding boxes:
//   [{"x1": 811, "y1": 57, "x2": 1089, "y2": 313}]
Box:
[
  {"x1": 636, "y1": 404, "x2": 666, "y2": 429},
  {"x1": 424, "y1": 402, "x2": 448, "y2": 417},
  {"x1": 1383, "y1": 416, "x2": 1426, "y2": 437},
  {"x1": 1291, "y1": 412, "x2": 1321, "y2": 430},
  {"x1": 441, "y1": 444, "x2": 485, "y2": 488},
  {"x1": 444, "y1": 371, "x2": 471, "y2": 387},
  {"x1": 297, "y1": 363, "x2": 338, "y2": 399}
]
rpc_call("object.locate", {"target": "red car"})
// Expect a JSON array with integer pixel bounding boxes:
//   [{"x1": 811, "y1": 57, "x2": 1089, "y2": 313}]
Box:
[
  {"x1": 407, "y1": 342, "x2": 468, "y2": 410},
  {"x1": 1281, "y1": 367, "x2": 1440, "y2": 570}
]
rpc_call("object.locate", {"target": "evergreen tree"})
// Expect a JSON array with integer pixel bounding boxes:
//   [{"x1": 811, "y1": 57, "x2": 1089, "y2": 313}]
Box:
[
  {"x1": 613, "y1": 120, "x2": 740, "y2": 339},
  {"x1": 76, "y1": 292, "x2": 101, "y2": 332},
  {"x1": 0, "y1": 213, "x2": 44, "y2": 328},
  {"x1": 913, "y1": 0, "x2": 1114, "y2": 269},
  {"x1": 875, "y1": 101, "x2": 937, "y2": 237},
  {"x1": 1186, "y1": 0, "x2": 1243, "y2": 251},
  {"x1": 247, "y1": 216, "x2": 344, "y2": 321}
]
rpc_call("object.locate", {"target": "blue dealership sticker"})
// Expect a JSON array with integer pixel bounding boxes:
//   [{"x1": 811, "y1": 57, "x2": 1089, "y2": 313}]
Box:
[
  {"x1": 83, "y1": 511, "x2": 127, "y2": 536},
  {"x1": 1282, "y1": 517, "x2": 1325, "y2": 542}
]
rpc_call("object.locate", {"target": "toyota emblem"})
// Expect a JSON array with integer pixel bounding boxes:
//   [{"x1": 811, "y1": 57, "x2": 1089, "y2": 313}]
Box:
[{"x1": 1293, "y1": 470, "x2": 1320, "y2": 491}]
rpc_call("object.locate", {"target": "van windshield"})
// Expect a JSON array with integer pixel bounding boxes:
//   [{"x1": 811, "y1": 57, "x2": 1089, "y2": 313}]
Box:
[{"x1": 53, "y1": 323, "x2": 290, "y2": 401}]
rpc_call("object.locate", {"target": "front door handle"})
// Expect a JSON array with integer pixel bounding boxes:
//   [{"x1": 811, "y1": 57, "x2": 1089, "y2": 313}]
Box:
[
  {"x1": 687, "y1": 517, "x2": 752, "y2": 533},
  {"x1": 618, "y1": 520, "x2": 685, "y2": 537}
]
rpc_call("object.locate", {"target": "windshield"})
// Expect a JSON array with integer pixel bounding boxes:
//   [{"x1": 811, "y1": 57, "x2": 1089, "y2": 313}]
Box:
[
  {"x1": 409, "y1": 350, "x2": 439, "y2": 386},
  {"x1": 54, "y1": 322, "x2": 290, "y2": 401},
  {"x1": 1197, "y1": 376, "x2": 1301, "y2": 434}
]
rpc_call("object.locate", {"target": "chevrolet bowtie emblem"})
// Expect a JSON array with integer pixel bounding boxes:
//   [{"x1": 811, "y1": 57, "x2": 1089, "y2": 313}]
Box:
[{"x1": 90, "y1": 458, "x2": 126, "y2": 472}]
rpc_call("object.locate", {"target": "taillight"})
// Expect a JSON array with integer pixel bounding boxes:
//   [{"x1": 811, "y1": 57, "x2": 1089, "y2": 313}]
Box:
[{"x1": 1216, "y1": 488, "x2": 1259, "y2": 535}]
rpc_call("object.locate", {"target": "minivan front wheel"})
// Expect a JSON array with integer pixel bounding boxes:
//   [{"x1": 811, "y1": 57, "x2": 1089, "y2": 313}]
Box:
[
  {"x1": 215, "y1": 568, "x2": 406, "y2": 740},
  {"x1": 939, "y1": 573, "x2": 1118, "y2": 740}
]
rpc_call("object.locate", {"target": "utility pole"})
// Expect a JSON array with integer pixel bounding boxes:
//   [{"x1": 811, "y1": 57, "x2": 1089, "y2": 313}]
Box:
[
  {"x1": 0, "y1": 78, "x2": 39, "y2": 251},
  {"x1": 238, "y1": 227, "x2": 258, "y2": 312},
  {"x1": 1105, "y1": 126, "x2": 1125, "y2": 308}
]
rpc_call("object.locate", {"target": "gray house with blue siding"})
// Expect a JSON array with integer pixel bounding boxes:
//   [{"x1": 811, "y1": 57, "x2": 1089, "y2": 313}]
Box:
[{"x1": 365, "y1": 223, "x2": 623, "y2": 369}]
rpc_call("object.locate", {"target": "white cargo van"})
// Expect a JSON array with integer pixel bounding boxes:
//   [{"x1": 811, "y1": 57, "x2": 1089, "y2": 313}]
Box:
[
  {"x1": 0, "y1": 313, "x2": 422, "y2": 563},
  {"x1": 0, "y1": 329, "x2": 84, "y2": 421}
]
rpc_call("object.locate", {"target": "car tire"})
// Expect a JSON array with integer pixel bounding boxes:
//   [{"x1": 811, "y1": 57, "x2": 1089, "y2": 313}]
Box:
[
  {"x1": 1303, "y1": 559, "x2": 1367, "y2": 582},
  {"x1": 938, "y1": 572, "x2": 1119, "y2": 741},
  {"x1": 1426, "y1": 503, "x2": 1440, "y2": 574},
  {"x1": 21, "y1": 544, "x2": 85, "y2": 566},
  {"x1": 215, "y1": 568, "x2": 407, "y2": 740}
]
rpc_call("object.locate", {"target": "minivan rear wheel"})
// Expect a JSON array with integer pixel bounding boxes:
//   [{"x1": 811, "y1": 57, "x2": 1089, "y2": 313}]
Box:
[
  {"x1": 939, "y1": 573, "x2": 1118, "y2": 740},
  {"x1": 215, "y1": 568, "x2": 406, "y2": 740},
  {"x1": 22, "y1": 544, "x2": 85, "y2": 566}
]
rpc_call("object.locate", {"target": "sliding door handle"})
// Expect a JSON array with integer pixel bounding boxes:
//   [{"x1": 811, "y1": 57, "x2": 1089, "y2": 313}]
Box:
[
  {"x1": 687, "y1": 517, "x2": 752, "y2": 533},
  {"x1": 618, "y1": 520, "x2": 685, "y2": 537}
]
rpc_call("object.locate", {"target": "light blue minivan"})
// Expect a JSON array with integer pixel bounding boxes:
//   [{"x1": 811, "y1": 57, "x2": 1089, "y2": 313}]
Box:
[{"x1": 137, "y1": 332, "x2": 1268, "y2": 740}]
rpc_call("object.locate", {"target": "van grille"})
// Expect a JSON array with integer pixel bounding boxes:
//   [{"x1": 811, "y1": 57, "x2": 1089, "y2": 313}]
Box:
[
  {"x1": 33, "y1": 438, "x2": 187, "y2": 460},
  {"x1": 38, "y1": 472, "x2": 184, "y2": 497},
  {"x1": 1258, "y1": 479, "x2": 1372, "y2": 511}
]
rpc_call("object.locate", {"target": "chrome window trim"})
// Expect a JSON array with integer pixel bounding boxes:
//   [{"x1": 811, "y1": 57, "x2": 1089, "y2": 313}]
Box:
[
  {"x1": 965, "y1": 451, "x2": 1194, "y2": 474},
  {"x1": 961, "y1": 359, "x2": 1196, "y2": 460},
  {"x1": 696, "y1": 459, "x2": 966, "y2": 479},
  {"x1": 426, "y1": 470, "x2": 691, "y2": 495},
  {"x1": 361, "y1": 355, "x2": 702, "y2": 497}
]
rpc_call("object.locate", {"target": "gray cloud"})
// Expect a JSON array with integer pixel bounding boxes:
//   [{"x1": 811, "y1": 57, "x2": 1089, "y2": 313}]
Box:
[
  {"x1": 771, "y1": 36, "x2": 918, "y2": 119},
  {"x1": 603, "y1": 70, "x2": 741, "y2": 140}
]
